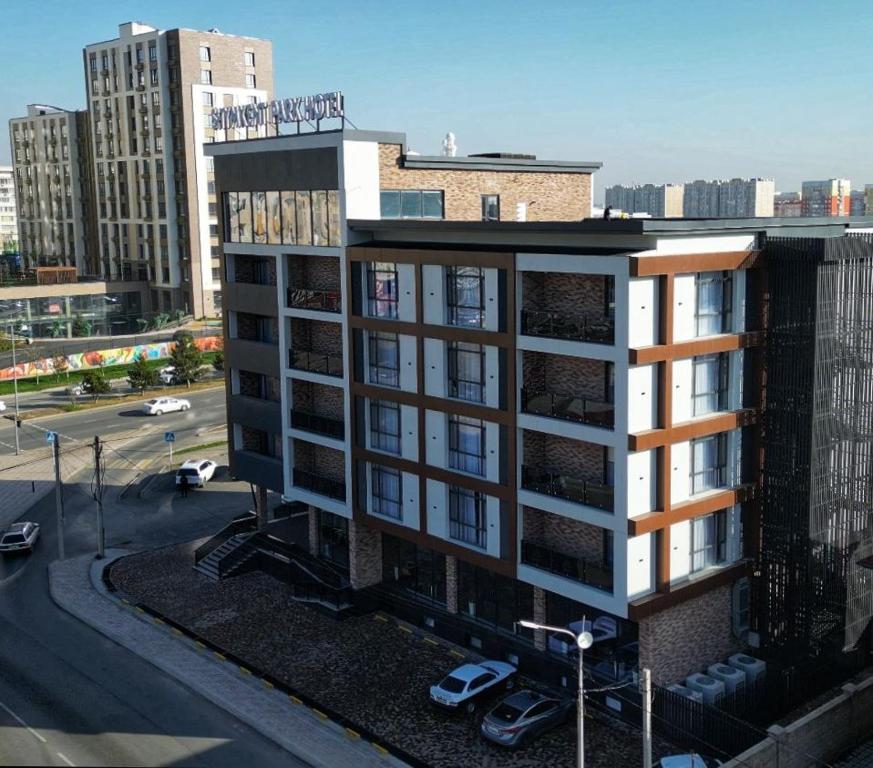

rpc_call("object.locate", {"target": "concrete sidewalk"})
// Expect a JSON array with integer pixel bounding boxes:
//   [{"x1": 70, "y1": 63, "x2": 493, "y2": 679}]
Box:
[{"x1": 49, "y1": 552, "x2": 407, "y2": 768}]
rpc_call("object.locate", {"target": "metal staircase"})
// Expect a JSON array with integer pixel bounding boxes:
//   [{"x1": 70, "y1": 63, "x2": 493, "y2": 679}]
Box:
[{"x1": 194, "y1": 534, "x2": 257, "y2": 581}]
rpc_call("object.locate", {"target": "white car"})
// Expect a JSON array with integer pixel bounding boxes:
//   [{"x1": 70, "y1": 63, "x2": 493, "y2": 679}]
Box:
[
  {"x1": 159, "y1": 366, "x2": 176, "y2": 385},
  {"x1": 0, "y1": 522, "x2": 40, "y2": 553},
  {"x1": 65, "y1": 384, "x2": 85, "y2": 397},
  {"x1": 658, "y1": 756, "x2": 722, "y2": 768},
  {"x1": 0, "y1": 400, "x2": 6, "y2": 412},
  {"x1": 175, "y1": 459, "x2": 217, "y2": 488},
  {"x1": 142, "y1": 397, "x2": 191, "y2": 416},
  {"x1": 429, "y1": 660, "x2": 517, "y2": 712}
]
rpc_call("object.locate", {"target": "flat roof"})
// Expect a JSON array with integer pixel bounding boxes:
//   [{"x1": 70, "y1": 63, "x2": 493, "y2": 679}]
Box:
[{"x1": 400, "y1": 155, "x2": 602, "y2": 174}]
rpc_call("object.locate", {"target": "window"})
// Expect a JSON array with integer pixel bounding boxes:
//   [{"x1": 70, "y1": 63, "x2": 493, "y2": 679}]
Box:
[
  {"x1": 367, "y1": 262, "x2": 398, "y2": 319},
  {"x1": 380, "y1": 189, "x2": 443, "y2": 219},
  {"x1": 368, "y1": 332, "x2": 399, "y2": 387},
  {"x1": 691, "y1": 433, "x2": 727, "y2": 495},
  {"x1": 448, "y1": 415, "x2": 485, "y2": 476},
  {"x1": 202, "y1": 92, "x2": 214, "y2": 107},
  {"x1": 447, "y1": 341, "x2": 484, "y2": 402},
  {"x1": 199, "y1": 46, "x2": 211, "y2": 62},
  {"x1": 693, "y1": 353, "x2": 728, "y2": 416},
  {"x1": 370, "y1": 400, "x2": 400, "y2": 454},
  {"x1": 152, "y1": 91, "x2": 160, "y2": 105},
  {"x1": 449, "y1": 487, "x2": 486, "y2": 549},
  {"x1": 148, "y1": 43, "x2": 157, "y2": 62},
  {"x1": 245, "y1": 74, "x2": 256, "y2": 88},
  {"x1": 481, "y1": 194, "x2": 500, "y2": 221},
  {"x1": 200, "y1": 69, "x2": 212, "y2": 85},
  {"x1": 372, "y1": 465, "x2": 401, "y2": 519},
  {"x1": 690, "y1": 510, "x2": 728, "y2": 573},
  {"x1": 244, "y1": 51, "x2": 256, "y2": 66},
  {"x1": 150, "y1": 68, "x2": 159, "y2": 86},
  {"x1": 695, "y1": 271, "x2": 733, "y2": 336},
  {"x1": 446, "y1": 266, "x2": 484, "y2": 327}
]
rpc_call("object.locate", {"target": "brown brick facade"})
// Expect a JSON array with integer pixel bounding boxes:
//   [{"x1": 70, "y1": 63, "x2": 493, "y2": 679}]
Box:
[
  {"x1": 234, "y1": 254, "x2": 276, "y2": 285},
  {"x1": 378, "y1": 144, "x2": 591, "y2": 222},
  {"x1": 637, "y1": 583, "x2": 742, "y2": 685},
  {"x1": 522, "y1": 506, "x2": 605, "y2": 564},
  {"x1": 522, "y1": 272, "x2": 608, "y2": 317},
  {"x1": 522, "y1": 350, "x2": 609, "y2": 402},
  {"x1": 294, "y1": 441, "x2": 345, "y2": 483},
  {"x1": 287, "y1": 254, "x2": 340, "y2": 292},
  {"x1": 289, "y1": 317, "x2": 342, "y2": 355},
  {"x1": 292, "y1": 379, "x2": 344, "y2": 420},
  {"x1": 522, "y1": 430, "x2": 606, "y2": 483},
  {"x1": 349, "y1": 519, "x2": 382, "y2": 589}
]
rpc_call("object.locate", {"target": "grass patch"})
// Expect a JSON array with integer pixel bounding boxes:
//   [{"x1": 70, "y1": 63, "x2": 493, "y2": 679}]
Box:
[
  {"x1": 174, "y1": 439, "x2": 228, "y2": 457},
  {"x1": 0, "y1": 352, "x2": 220, "y2": 396}
]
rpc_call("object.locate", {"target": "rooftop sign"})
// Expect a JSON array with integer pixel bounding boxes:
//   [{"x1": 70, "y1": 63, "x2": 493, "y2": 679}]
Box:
[{"x1": 210, "y1": 91, "x2": 344, "y2": 132}]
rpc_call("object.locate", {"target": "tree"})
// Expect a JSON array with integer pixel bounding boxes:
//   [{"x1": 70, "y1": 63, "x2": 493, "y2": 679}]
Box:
[
  {"x1": 127, "y1": 354, "x2": 159, "y2": 394},
  {"x1": 53, "y1": 355, "x2": 69, "y2": 381},
  {"x1": 212, "y1": 350, "x2": 224, "y2": 372},
  {"x1": 81, "y1": 369, "x2": 111, "y2": 401},
  {"x1": 72, "y1": 315, "x2": 92, "y2": 337},
  {"x1": 169, "y1": 335, "x2": 203, "y2": 388}
]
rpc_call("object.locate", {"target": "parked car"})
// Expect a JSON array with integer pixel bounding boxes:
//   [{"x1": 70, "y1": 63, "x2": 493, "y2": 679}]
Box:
[
  {"x1": 480, "y1": 689, "x2": 573, "y2": 748},
  {"x1": 658, "y1": 755, "x2": 723, "y2": 768},
  {"x1": 0, "y1": 400, "x2": 6, "y2": 412},
  {"x1": 142, "y1": 397, "x2": 191, "y2": 416},
  {"x1": 429, "y1": 660, "x2": 517, "y2": 713},
  {"x1": 175, "y1": 459, "x2": 217, "y2": 488},
  {"x1": 65, "y1": 383, "x2": 85, "y2": 397},
  {"x1": 0, "y1": 522, "x2": 40, "y2": 554},
  {"x1": 158, "y1": 366, "x2": 176, "y2": 385}
]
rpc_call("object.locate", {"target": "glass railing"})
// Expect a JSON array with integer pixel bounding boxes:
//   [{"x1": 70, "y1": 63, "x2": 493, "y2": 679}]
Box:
[
  {"x1": 521, "y1": 388, "x2": 614, "y2": 428},
  {"x1": 521, "y1": 466, "x2": 614, "y2": 512},
  {"x1": 521, "y1": 309, "x2": 614, "y2": 345},
  {"x1": 293, "y1": 468, "x2": 346, "y2": 501},
  {"x1": 521, "y1": 540, "x2": 613, "y2": 592},
  {"x1": 287, "y1": 287, "x2": 341, "y2": 313},
  {"x1": 288, "y1": 348, "x2": 343, "y2": 377},
  {"x1": 290, "y1": 409, "x2": 345, "y2": 440}
]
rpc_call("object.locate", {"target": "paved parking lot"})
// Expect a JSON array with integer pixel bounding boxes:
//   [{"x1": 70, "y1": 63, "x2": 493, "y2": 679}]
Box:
[{"x1": 111, "y1": 541, "x2": 669, "y2": 768}]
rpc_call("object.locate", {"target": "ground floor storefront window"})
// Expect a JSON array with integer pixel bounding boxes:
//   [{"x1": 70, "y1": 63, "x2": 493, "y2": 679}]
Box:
[
  {"x1": 381, "y1": 534, "x2": 446, "y2": 605},
  {"x1": 318, "y1": 510, "x2": 348, "y2": 570},
  {"x1": 458, "y1": 560, "x2": 534, "y2": 641}
]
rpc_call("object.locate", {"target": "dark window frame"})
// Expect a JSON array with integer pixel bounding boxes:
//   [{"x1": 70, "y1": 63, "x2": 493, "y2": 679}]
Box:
[
  {"x1": 481, "y1": 194, "x2": 500, "y2": 222},
  {"x1": 371, "y1": 464, "x2": 402, "y2": 520},
  {"x1": 692, "y1": 352, "x2": 729, "y2": 417},
  {"x1": 366, "y1": 261, "x2": 399, "y2": 319},
  {"x1": 691, "y1": 433, "x2": 728, "y2": 495},
  {"x1": 448, "y1": 414, "x2": 486, "y2": 476},
  {"x1": 695, "y1": 270, "x2": 733, "y2": 336},
  {"x1": 449, "y1": 486, "x2": 487, "y2": 549},
  {"x1": 369, "y1": 399, "x2": 401, "y2": 454},
  {"x1": 447, "y1": 340, "x2": 485, "y2": 402},
  {"x1": 368, "y1": 331, "x2": 400, "y2": 388},
  {"x1": 446, "y1": 265, "x2": 485, "y2": 328},
  {"x1": 380, "y1": 189, "x2": 444, "y2": 220}
]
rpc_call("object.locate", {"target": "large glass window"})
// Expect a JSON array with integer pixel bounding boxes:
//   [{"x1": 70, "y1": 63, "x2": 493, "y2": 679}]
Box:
[
  {"x1": 692, "y1": 353, "x2": 728, "y2": 416},
  {"x1": 372, "y1": 465, "x2": 401, "y2": 520},
  {"x1": 448, "y1": 415, "x2": 485, "y2": 476},
  {"x1": 481, "y1": 194, "x2": 500, "y2": 221},
  {"x1": 295, "y1": 191, "x2": 312, "y2": 245},
  {"x1": 458, "y1": 561, "x2": 534, "y2": 638},
  {"x1": 690, "y1": 510, "x2": 728, "y2": 573},
  {"x1": 318, "y1": 511, "x2": 349, "y2": 570},
  {"x1": 236, "y1": 192, "x2": 251, "y2": 243},
  {"x1": 252, "y1": 191, "x2": 267, "y2": 244},
  {"x1": 691, "y1": 433, "x2": 727, "y2": 495},
  {"x1": 380, "y1": 189, "x2": 444, "y2": 219},
  {"x1": 368, "y1": 332, "x2": 399, "y2": 387},
  {"x1": 447, "y1": 341, "x2": 485, "y2": 403},
  {"x1": 370, "y1": 400, "x2": 400, "y2": 454},
  {"x1": 266, "y1": 191, "x2": 281, "y2": 245},
  {"x1": 311, "y1": 190, "x2": 329, "y2": 246},
  {"x1": 381, "y1": 536, "x2": 446, "y2": 605},
  {"x1": 446, "y1": 266, "x2": 484, "y2": 327},
  {"x1": 281, "y1": 191, "x2": 296, "y2": 243},
  {"x1": 695, "y1": 271, "x2": 733, "y2": 336},
  {"x1": 449, "y1": 487, "x2": 487, "y2": 549},
  {"x1": 367, "y1": 262, "x2": 398, "y2": 319}
]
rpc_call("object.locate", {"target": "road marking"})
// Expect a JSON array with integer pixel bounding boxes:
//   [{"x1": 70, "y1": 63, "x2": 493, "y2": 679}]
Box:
[
  {"x1": 372, "y1": 744, "x2": 390, "y2": 757},
  {"x1": 423, "y1": 637, "x2": 440, "y2": 646},
  {"x1": 311, "y1": 708, "x2": 328, "y2": 720},
  {"x1": 0, "y1": 699, "x2": 47, "y2": 743},
  {"x1": 373, "y1": 614, "x2": 388, "y2": 622},
  {"x1": 289, "y1": 695, "x2": 302, "y2": 705},
  {"x1": 345, "y1": 727, "x2": 360, "y2": 739},
  {"x1": 398, "y1": 625, "x2": 412, "y2": 634},
  {"x1": 449, "y1": 650, "x2": 466, "y2": 660},
  {"x1": 57, "y1": 752, "x2": 75, "y2": 766},
  {"x1": 213, "y1": 651, "x2": 227, "y2": 661}
]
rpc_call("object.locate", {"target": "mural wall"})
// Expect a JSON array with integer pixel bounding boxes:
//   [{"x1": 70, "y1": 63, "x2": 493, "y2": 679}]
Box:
[{"x1": 0, "y1": 336, "x2": 222, "y2": 381}]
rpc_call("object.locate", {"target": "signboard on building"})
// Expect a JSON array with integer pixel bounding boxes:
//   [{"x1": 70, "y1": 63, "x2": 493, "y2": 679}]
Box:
[{"x1": 210, "y1": 91, "x2": 344, "y2": 132}]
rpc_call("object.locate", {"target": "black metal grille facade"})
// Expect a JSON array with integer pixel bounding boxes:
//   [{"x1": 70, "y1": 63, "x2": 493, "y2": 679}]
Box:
[{"x1": 759, "y1": 234, "x2": 873, "y2": 662}]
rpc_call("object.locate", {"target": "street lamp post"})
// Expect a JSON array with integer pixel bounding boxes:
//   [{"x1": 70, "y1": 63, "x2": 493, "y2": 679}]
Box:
[
  {"x1": 5, "y1": 322, "x2": 21, "y2": 455},
  {"x1": 520, "y1": 619, "x2": 593, "y2": 768}
]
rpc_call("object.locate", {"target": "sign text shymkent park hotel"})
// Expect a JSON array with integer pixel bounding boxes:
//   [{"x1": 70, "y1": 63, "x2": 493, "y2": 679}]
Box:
[{"x1": 210, "y1": 91, "x2": 344, "y2": 131}]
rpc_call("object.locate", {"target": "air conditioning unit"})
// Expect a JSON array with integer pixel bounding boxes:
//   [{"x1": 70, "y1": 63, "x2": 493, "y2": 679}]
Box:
[
  {"x1": 707, "y1": 663, "x2": 746, "y2": 695},
  {"x1": 685, "y1": 673, "x2": 725, "y2": 705},
  {"x1": 727, "y1": 653, "x2": 767, "y2": 686},
  {"x1": 666, "y1": 683, "x2": 703, "y2": 703}
]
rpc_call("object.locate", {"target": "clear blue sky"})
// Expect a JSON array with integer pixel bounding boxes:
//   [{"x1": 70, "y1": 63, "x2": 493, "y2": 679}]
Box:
[{"x1": 2, "y1": 0, "x2": 870, "y2": 200}]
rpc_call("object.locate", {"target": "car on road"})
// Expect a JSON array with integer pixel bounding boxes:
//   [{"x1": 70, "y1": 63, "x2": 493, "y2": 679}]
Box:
[
  {"x1": 0, "y1": 400, "x2": 5, "y2": 412},
  {"x1": 429, "y1": 660, "x2": 517, "y2": 712},
  {"x1": 142, "y1": 396, "x2": 191, "y2": 416},
  {"x1": 175, "y1": 459, "x2": 218, "y2": 488},
  {"x1": 65, "y1": 383, "x2": 85, "y2": 397},
  {"x1": 0, "y1": 522, "x2": 40, "y2": 554},
  {"x1": 480, "y1": 689, "x2": 574, "y2": 748},
  {"x1": 158, "y1": 365, "x2": 176, "y2": 385}
]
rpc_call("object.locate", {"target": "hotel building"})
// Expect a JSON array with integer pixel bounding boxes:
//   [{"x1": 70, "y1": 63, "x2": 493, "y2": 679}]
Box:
[{"x1": 205, "y1": 126, "x2": 873, "y2": 686}]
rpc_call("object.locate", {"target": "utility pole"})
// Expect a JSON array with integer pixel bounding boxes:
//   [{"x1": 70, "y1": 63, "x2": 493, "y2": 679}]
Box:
[
  {"x1": 52, "y1": 433, "x2": 65, "y2": 560},
  {"x1": 642, "y1": 667, "x2": 653, "y2": 768},
  {"x1": 10, "y1": 325, "x2": 20, "y2": 455},
  {"x1": 93, "y1": 435, "x2": 105, "y2": 559}
]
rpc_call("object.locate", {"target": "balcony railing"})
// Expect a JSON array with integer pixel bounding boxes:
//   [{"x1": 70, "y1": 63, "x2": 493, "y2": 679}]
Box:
[
  {"x1": 521, "y1": 388, "x2": 614, "y2": 429},
  {"x1": 521, "y1": 309, "x2": 614, "y2": 345},
  {"x1": 521, "y1": 540, "x2": 613, "y2": 592},
  {"x1": 287, "y1": 288, "x2": 341, "y2": 313},
  {"x1": 288, "y1": 349, "x2": 343, "y2": 378},
  {"x1": 521, "y1": 465, "x2": 614, "y2": 512},
  {"x1": 293, "y1": 468, "x2": 346, "y2": 501},
  {"x1": 290, "y1": 409, "x2": 345, "y2": 440}
]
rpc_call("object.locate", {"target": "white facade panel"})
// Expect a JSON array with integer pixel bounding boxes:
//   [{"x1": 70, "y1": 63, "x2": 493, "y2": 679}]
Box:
[
  {"x1": 425, "y1": 409, "x2": 445, "y2": 468},
  {"x1": 425, "y1": 479, "x2": 445, "y2": 539},
  {"x1": 484, "y1": 345, "x2": 501, "y2": 408},
  {"x1": 627, "y1": 449, "x2": 657, "y2": 517},
  {"x1": 399, "y1": 334, "x2": 418, "y2": 392},
  {"x1": 424, "y1": 338, "x2": 446, "y2": 398},
  {"x1": 670, "y1": 520, "x2": 691, "y2": 583},
  {"x1": 422, "y1": 265, "x2": 443, "y2": 324},
  {"x1": 671, "y1": 440, "x2": 691, "y2": 505},
  {"x1": 628, "y1": 364, "x2": 657, "y2": 433},
  {"x1": 485, "y1": 421, "x2": 500, "y2": 484},
  {"x1": 627, "y1": 533, "x2": 655, "y2": 600},
  {"x1": 628, "y1": 277, "x2": 658, "y2": 348},
  {"x1": 672, "y1": 357, "x2": 694, "y2": 424},
  {"x1": 341, "y1": 140, "x2": 380, "y2": 220},
  {"x1": 483, "y1": 267, "x2": 499, "y2": 331},
  {"x1": 397, "y1": 263, "x2": 417, "y2": 323},
  {"x1": 673, "y1": 274, "x2": 697, "y2": 342},
  {"x1": 400, "y1": 404, "x2": 419, "y2": 462},
  {"x1": 484, "y1": 496, "x2": 502, "y2": 558},
  {"x1": 402, "y1": 471, "x2": 421, "y2": 530}
]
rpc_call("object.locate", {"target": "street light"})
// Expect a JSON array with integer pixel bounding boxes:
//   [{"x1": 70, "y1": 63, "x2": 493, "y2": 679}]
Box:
[
  {"x1": 520, "y1": 619, "x2": 593, "y2": 768},
  {"x1": 4, "y1": 322, "x2": 21, "y2": 454}
]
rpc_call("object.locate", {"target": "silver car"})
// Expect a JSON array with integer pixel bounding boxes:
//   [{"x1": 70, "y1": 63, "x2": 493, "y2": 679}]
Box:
[
  {"x1": 0, "y1": 522, "x2": 40, "y2": 553},
  {"x1": 480, "y1": 689, "x2": 573, "y2": 748}
]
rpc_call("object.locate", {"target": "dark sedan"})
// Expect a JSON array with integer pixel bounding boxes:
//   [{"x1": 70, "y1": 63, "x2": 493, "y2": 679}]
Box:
[{"x1": 480, "y1": 689, "x2": 573, "y2": 748}]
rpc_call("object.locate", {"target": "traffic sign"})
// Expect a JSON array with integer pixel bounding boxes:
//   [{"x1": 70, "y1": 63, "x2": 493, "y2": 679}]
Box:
[
  {"x1": 45, "y1": 431, "x2": 57, "y2": 444},
  {"x1": 164, "y1": 432, "x2": 175, "y2": 443}
]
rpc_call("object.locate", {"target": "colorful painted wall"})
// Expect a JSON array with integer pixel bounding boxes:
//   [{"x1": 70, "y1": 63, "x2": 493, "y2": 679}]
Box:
[{"x1": 0, "y1": 336, "x2": 222, "y2": 381}]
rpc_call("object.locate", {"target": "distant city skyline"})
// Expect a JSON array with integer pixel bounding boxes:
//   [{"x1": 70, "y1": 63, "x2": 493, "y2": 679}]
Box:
[{"x1": 2, "y1": 0, "x2": 871, "y2": 200}]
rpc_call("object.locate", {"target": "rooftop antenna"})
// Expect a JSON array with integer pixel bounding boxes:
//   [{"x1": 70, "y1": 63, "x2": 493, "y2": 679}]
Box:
[{"x1": 442, "y1": 132, "x2": 457, "y2": 158}]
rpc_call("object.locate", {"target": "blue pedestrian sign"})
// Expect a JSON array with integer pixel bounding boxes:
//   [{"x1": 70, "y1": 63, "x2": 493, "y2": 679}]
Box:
[
  {"x1": 45, "y1": 431, "x2": 57, "y2": 444},
  {"x1": 164, "y1": 432, "x2": 175, "y2": 443}
]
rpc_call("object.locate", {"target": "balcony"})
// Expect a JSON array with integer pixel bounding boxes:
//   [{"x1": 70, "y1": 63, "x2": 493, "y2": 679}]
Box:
[
  {"x1": 288, "y1": 349, "x2": 343, "y2": 378},
  {"x1": 521, "y1": 388, "x2": 614, "y2": 429},
  {"x1": 287, "y1": 288, "x2": 342, "y2": 314},
  {"x1": 521, "y1": 540, "x2": 613, "y2": 592},
  {"x1": 293, "y1": 468, "x2": 346, "y2": 501},
  {"x1": 521, "y1": 309, "x2": 614, "y2": 345},
  {"x1": 522, "y1": 465, "x2": 613, "y2": 512},
  {"x1": 290, "y1": 410, "x2": 345, "y2": 440}
]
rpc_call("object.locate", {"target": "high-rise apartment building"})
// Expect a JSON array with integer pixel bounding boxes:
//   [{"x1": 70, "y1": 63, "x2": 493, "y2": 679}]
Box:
[
  {"x1": 604, "y1": 183, "x2": 684, "y2": 217},
  {"x1": 773, "y1": 191, "x2": 802, "y2": 217},
  {"x1": 8, "y1": 105, "x2": 96, "y2": 271},
  {"x1": 683, "y1": 178, "x2": 775, "y2": 218},
  {"x1": 0, "y1": 166, "x2": 18, "y2": 251},
  {"x1": 801, "y1": 179, "x2": 851, "y2": 217},
  {"x1": 850, "y1": 190, "x2": 867, "y2": 216},
  {"x1": 81, "y1": 22, "x2": 273, "y2": 316}
]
